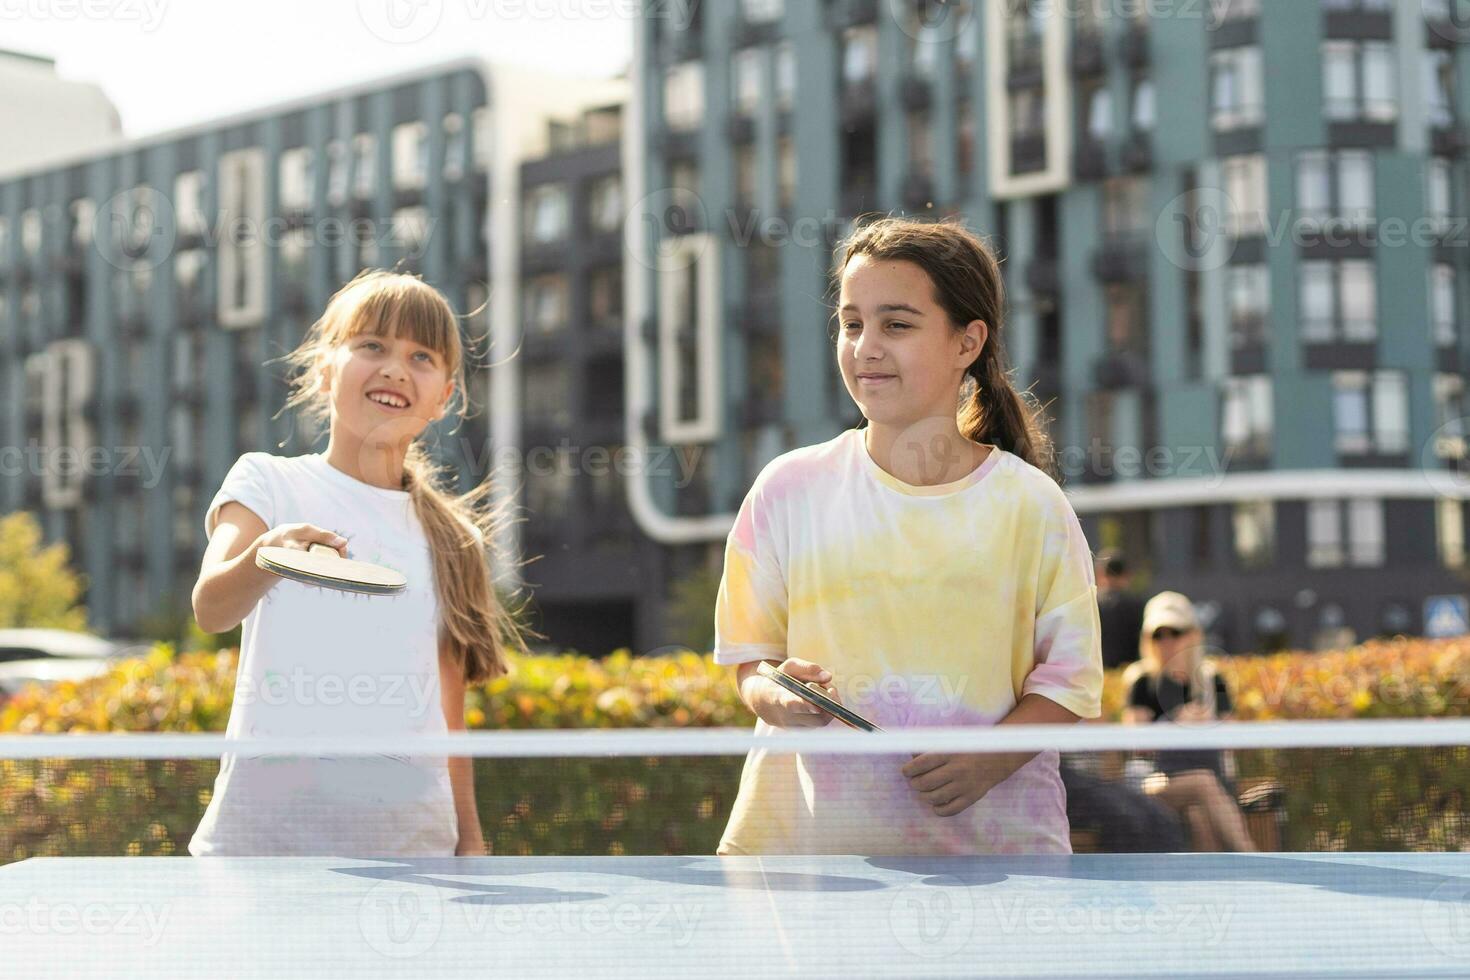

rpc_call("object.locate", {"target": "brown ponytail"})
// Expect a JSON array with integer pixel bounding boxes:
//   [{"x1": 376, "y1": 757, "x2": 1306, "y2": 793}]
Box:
[{"x1": 836, "y1": 216, "x2": 1057, "y2": 480}]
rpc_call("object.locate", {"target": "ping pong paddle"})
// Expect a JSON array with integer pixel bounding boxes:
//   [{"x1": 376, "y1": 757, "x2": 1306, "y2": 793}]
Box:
[
  {"x1": 255, "y1": 542, "x2": 407, "y2": 596},
  {"x1": 757, "y1": 661, "x2": 883, "y2": 732}
]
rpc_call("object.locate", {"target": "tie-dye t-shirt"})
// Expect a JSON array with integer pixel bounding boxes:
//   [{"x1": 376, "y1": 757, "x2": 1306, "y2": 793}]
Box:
[{"x1": 713, "y1": 428, "x2": 1103, "y2": 856}]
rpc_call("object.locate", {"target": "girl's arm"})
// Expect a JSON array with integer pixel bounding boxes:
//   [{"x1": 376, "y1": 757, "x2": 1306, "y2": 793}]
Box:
[
  {"x1": 191, "y1": 502, "x2": 347, "y2": 633},
  {"x1": 902, "y1": 693, "x2": 1080, "y2": 817},
  {"x1": 439, "y1": 644, "x2": 486, "y2": 856}
]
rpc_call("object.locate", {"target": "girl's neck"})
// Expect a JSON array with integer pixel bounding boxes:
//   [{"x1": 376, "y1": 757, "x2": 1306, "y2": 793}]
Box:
[
  {"x1": 863, "y1": 421, "x2": 989, "y2": 488},
  {"x1": 322, "y1": 436, "x2": 408, "y2": 492}
]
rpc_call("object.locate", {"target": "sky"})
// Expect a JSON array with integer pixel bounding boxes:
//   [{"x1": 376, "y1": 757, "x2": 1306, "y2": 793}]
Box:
[{"x1": 3, "y1": 0, "x2": 635, "y2": 138}]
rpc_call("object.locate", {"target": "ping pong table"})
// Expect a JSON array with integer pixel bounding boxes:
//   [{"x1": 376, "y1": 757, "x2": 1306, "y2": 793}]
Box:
[{"x1": 6, "y1": 852, "x2": 1470, "y2": 978}]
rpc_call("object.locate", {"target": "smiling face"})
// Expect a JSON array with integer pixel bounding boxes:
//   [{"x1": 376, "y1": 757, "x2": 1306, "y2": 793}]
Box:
[
  {"x1": 320, "y1": 331, "x2": 455, "y2": 448},
  {"x1": 836, "y1": 255, "x2": 986, "y2": 430}
]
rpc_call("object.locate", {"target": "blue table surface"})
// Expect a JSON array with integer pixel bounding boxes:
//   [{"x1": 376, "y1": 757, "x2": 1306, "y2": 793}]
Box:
[{"x1": 7, "y1": 852, "x2": 1470, "y2": 978}]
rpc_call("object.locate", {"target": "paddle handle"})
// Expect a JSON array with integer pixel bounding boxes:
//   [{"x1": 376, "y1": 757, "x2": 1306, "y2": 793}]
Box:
[{"x1": 308, "y1": 543, "x2": 337, "y2": 556}]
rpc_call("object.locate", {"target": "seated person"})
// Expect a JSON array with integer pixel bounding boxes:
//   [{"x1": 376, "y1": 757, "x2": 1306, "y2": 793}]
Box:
[{"x1": 1122, "y1": 591, "x2": 1256, "y2": 853}]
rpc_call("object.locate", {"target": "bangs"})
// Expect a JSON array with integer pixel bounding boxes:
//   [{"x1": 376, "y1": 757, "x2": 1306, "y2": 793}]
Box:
[{"x1": 327, "y1": 273, "x2": 461, "y2": 370}]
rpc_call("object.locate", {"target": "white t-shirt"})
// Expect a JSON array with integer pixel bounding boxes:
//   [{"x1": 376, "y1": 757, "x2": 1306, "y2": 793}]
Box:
[{"x1": 188, "y1": 452, "x2": 459, "y2": 857}]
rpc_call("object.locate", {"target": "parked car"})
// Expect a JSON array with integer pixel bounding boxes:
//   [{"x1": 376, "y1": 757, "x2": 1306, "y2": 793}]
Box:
[{"x1": 0, "y1": 629, "x2": 147, "y2": 698}]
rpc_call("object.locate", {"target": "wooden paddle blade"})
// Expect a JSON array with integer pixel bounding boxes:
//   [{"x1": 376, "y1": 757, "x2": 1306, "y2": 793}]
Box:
[{"x1": 255, "y1": 545, "x2": 408, "y2": 596}]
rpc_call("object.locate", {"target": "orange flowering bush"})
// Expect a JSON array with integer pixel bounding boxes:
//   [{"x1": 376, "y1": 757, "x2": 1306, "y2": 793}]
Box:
[{"x1": 5, "y1": 635, "x2": 1470, "y2": 861}]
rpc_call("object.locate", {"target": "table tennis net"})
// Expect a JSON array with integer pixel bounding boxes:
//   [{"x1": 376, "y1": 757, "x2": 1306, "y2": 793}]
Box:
[{"x1": 3, "y1": 722, "x2": 1469, "y2": 862}]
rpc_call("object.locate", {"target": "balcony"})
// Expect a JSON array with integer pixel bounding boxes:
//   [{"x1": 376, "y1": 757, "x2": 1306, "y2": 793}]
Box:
[
  {"x1": 733, "y1": 15, "x2": 781, "y2": 49},
  {"x1": 1433, "y1": 126, "x2": 1464, "y2": 158},
  {"x1": 1011, "y1": 134, "x2": 1047, "y2": 175},
  {"x1": 1074, "y1": 138, "x2": 1108, "y2": 180},
  {"x1": 654, "y1": 127, "x2": 698, "y2": 160},
  {"x1": 826, "y1": 0, "x2": 877, "y2": 30},
  {"x1": 1121, "y1": 132, "x2": 1153, "y2": 172},
  {"x1": 840, "y1": 78, "x2": 876, "y2": 126},
  {"x1": 1026, "y1": 257, "x2": 1059, "y2": 298},
  {"x1": 1119, "y1": 26, "x2": 1150, "y2": 68},
  {"x1": 1092, "y1": 238, "x2": 1147, "y2": 282},
  {"x1": 901, "y1": 174, "x2": 935, "y2": 212},
  {"x1": 1323, "y1": 6, "x2": 1393, "y2": 40},
  {"x1": 1092, "y1": 350, "x2": 1150, "y2": 390},
  {"x1": 726, "y1": 114, "x2": 755, "y2": 143},
  {"x1": 900, "y1": 73, "x2": 932, "y2": 110},
  {"x1": 1071, "y1": 30, "x2": 1104, "y2": 76}
]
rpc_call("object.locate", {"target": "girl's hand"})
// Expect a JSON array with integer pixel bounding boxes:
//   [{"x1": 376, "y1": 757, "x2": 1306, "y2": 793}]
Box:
[
  {"x1": 255, "y1": 523, "x2": 349, "y2": 558},
  {"x1": 456, "y1": 836, "x2": 488, "y2": 857},
  {"x1": 1172, "y1": 702, "x2": 1214, "y2": 724},
  {"x1": 901, "y1": 751, "x2": 1029, "y2": 817},
  {"x1": 749, "y1": 658, "x2": 842, "y2": 729}
]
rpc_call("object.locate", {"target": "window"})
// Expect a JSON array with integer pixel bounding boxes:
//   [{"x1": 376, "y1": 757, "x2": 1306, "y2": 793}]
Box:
[
  {"x1": 775, "y1": 43, "x2": 795, "y2": 112},
  {"x1": 391, "y1": 207, "x2": 430, "y2": 258},
  {"x1": 176, "y1": 250, "x2": 206, "y2": 307},
  {"x1": 1427, "y1": 157, "x2": 1454, "y2": 235},
  {"x1": 1296, "y1": 150, "x2": 1374, "y2": 228},
  {"x1": 842, "y1": 25, "x2": 877, "y2": 85},
  {"x1": 658, "y1": 232, "x2": 721, "y2": 443},
  {"x1": 351, "y1": 133, "x2": 376, "y2": 199},
  {"x1": 1426, "y1": 48, "x2": 1456, "y2": 129},
  {"x1": 1232, "y1": 500, "x2": 1275, "y2": 569},
  {"x1": 732, "y1": 48, "x2": 762, "y2": 117},
  {"x1": 1208, "y1": 0, "x2": 1259, "y2": 26},
  {"x1": 1307, "y1": 500, "x2": 1343, "y2": 567},
  {"x1": 1226, "y1": 265, "x2": 1269, "y2": 349},
  {"x1": 1439, "y1": 498, "x2": 1467, "y2": 568},
  {"x1": 908, "y1": 110, "x2": 933, "y2": 176},
  {"x1": 217, "y1": 148, "x2": 266, "y2": 329},
  {"x1": 1221, "y1": 375, "x2": 1272, "y2": 458},
  {"x1": 1102, "y1": 176, "x2": 1149, "y2": 238},
  {"x1": 471, "y1": 106, "x2": 494, "y2": 171},
  {"x1": 1210, "y1": 47, "x2": 1263, "y2": 131},
  {"x1": 588, "y1": 175, "x2": 622, "y2": 234},
  {"x1": 70, "y1": 199, "x2": 93, "y2": 248},
  {"x1": 1104, "y1": 284, "x2": 1145, "y2": 353},
  {"x1": 1084, "y1": 83, "x2": 1113, "y2": 140},
  {"x1": 1221, "y1": 154, "x2": 1267, "y2": 237},
  {"x1": 392, "y1": 122, "x2": 428, "y2": 189},
  {"x1": 523, "y1": 274, "x2": 568, "y2": 335},
  {"x1": 1322, "y1": 40, "x2": 1397, "y2": 122},
  {"x1": 589, "y1": 265, "x2": 622, "y2": 328},
  {"x1": 1434, "y1": 373, "x2": 1466, "y2": 460},
  {"x1": 523, "y1": 184, "x2": 568, "y2": 246},
  {"x1": 1300, "y1": 260, "x2": 1377, "y2": 343},
  {"x1": 1009, "y1": 87, "x2": 1044, "y2": 138},
  {"x1": 20, "y1": 209, "x2": 41, "y2": 257},
  {"x1": 1333, "y1": 370, "x2": 1408, "y2": 455},
  {"x1": 741, "y1": 0, "x2": 782, "y2": 21},
  {"x1": 664, "y1": 63, "x2": 704, "y2": 131},
  {"x1": 443, "y1": 113, "x2": 466, "y2": 180},
  {"x1": 279, "y1": 148, "x2": 313, "y2": 211},
  {"x1": 734, "y1": 143, "x2": 758, "y2": 207},
  {"x1": 523, "y1": 364, "x2": 572, "y2": 430},
  {"x1": 778, "y1": 135, "x2": 796, "y2": 211},
  {"x1": 1347, "y1": 498, "x2": 1385, "y2": 566},
  {"x1": 1131, "y1": 79, "x2": 1156, "y2": 132},
  {"x1": 326, "y1": 139, "x2": 349, "y2": 206},
  {"x1": 1432, "y1": 265, "x2": 1458, "y2": 347},
  {"x1": 174, "y1": 171, "x2": 206, "y2": 238}
]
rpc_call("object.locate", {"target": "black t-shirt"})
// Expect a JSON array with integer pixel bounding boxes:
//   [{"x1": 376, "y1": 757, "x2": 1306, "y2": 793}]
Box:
[
  {"x1": 1098, "y1": 591, "x2": 1147, "y2": 669},
  {"x1": 1127, "y1": 671, "x2": 1233, "y2": 778}
]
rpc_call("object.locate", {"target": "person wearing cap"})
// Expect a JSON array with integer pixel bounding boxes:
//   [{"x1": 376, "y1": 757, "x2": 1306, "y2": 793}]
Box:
[{"x1": 1122, "y1": 591, "x2": 1256, "y2": 852}]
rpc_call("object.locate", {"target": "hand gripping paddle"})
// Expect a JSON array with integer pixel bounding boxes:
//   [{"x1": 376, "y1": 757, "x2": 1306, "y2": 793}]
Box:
[
  {"x1": 756, "y1": 661, "x2": 883, "y2": 732},
  {"x1": 255, "y1": 543, "x2": 407, "y2": 597}
]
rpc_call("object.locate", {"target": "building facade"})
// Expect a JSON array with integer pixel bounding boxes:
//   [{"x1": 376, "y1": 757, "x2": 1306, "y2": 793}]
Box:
[
  {"x1": 0, "y1": 59, "x2": 620, "y2": 641},
  {"x1": 627, "y1": 0, "x2": 1470, "y2": 653}
]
